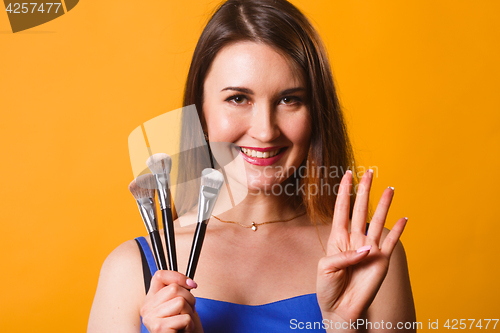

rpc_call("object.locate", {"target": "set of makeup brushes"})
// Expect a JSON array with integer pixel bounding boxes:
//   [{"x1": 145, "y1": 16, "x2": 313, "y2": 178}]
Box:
[{"x1": 128, "y1": 153, "x2": 224, "y2": 279}]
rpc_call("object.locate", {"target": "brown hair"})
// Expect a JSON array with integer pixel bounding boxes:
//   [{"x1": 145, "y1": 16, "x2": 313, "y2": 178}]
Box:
[{"x1": 180, "y1": 0, "x2": 358, "y2": 224}]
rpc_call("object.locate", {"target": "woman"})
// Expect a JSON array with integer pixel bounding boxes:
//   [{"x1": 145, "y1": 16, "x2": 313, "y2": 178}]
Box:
[{"x1": 88, "y1": 0, "x2": 415, "y2": 332}]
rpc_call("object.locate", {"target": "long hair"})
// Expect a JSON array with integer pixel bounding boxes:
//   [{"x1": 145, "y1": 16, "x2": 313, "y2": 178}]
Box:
[{"x1": 180, "y1": 0, "x2": 358, "y2": 224}]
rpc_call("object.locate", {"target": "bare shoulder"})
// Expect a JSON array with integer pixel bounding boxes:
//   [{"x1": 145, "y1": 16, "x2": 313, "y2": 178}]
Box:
[
  {"x1": 102, "y1": 239, "x2": 143, "y2": 275},
  {"x1": 87, "y1": 239, "x2": 144, "y2": 333},
  {"x1": 367, "y1": 227, "x2": 416, "y2": 330}
]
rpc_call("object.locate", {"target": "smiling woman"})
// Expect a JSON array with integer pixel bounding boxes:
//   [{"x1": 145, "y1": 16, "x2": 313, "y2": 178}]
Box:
[{"x1": 88, "y1": 0, "x2": 415, "y2": 332}]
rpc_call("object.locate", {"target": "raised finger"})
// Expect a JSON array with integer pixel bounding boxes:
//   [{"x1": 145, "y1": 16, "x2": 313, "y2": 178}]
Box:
[
  {"x1": 329, "y1": 170, "x2": 352, "y2": 238},
  {"x1": 381, "y1": 217, "x2": 408, "y2": 256},
  {"x1": 367, "y1": 187, "x2": 394, "y2": 244},
  {"x1": 351, "y1": 169, "x2": 373, "y2": 235}
]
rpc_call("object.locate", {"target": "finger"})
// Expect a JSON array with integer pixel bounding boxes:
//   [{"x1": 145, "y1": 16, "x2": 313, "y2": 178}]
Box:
[
  {"x1": 351, "y1": 169, "x2": 373, "y2": 235},
  {"x1": 367, "y1": 187, "x2": 395, "y2": 244},
  {"x1": 144, "y1": 313, "x2": 193, "y2": 333},
  {"x1": 148, "y1": 270, "x2": 198, "y2": 296},
  {"x1": 148, "y1": 283, "x2": 197, "y2": 309},
  {"x1": 381, "y1": 217, "x2": 408, "y2": 256},
  {"x1": 328, "y1": 171, "x2": 352, "y2": 246},
  {"x1": 318, "y1": 245, "x2": 372, "y2": 274},
  {"x1": 152, "y1": 296, "x2": 195, "y2": 317},
  {"x1": 170, "y1": 314, "x2": 194, "y2": 332}
]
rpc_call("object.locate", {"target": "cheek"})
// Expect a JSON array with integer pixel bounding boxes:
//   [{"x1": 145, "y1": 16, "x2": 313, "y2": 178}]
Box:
[
  {"x1": 205, "y1": 109, "x2": 246, "y2": 142},
  {"x1": 283, "y1": 116, "x2": 311, "y2": 150}
]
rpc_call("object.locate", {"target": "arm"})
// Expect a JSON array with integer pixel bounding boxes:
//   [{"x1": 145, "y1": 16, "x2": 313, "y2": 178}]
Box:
[{"x1": 87, "y1": 240, "x2": 144, "y2": 333}]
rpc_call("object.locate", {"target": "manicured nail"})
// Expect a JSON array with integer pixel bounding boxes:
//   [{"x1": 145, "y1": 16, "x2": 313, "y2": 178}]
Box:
[
  {"x1": 346, "y1": 170, "x2": 352, "y2": 175},
  {"x1": 388, "y1": 186, "x2": 395, "y2": 190},
  {"x1": 186, "y1": 279, "x2": 198, "y2": 288},
  {"x1": 368, "y1": 169, "x2": 373, "y2": 174},
  {"x1": 357, "y1": 245, "x2": 372, "y2": 253},
  {"x1": 404, "y1": 217, "x2": 408, "y2": 221}
]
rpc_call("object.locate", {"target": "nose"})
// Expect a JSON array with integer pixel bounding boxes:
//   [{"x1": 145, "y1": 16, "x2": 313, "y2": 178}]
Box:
[{"x1": 248, "y1": 102, "x2": 280, "y2": 142}]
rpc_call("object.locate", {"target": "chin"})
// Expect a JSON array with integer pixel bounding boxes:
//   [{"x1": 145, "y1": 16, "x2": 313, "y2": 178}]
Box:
[{"x1": 246, "y1": 171, "x2": 291, "y2": 195}]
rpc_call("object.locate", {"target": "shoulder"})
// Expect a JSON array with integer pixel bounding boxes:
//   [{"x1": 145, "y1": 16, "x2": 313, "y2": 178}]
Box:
[
  {"x1": 367, "y1": 227, "x2": 416, "y2": 328},
  {"x1": 88, "y1": 239, "x2": 144, "y2": 333},
  {"x1": 96, "y1": 239, "x2": 144, "y2": 292},
  {"x1": 103, "y1": 239, "x2": 143, "y2": 270}
]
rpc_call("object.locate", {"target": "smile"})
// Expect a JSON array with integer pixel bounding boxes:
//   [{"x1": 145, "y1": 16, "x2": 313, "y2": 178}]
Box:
[
  {"x1": 240, "y1": 147, "x2": 280, "y2": 158},
  {"x1": 238, "y1": 146, "x2": 287, "y2": 166}
]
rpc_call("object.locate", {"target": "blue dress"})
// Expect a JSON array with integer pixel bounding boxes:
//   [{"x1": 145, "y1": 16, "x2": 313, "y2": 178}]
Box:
[{"x1": 135, "y1": 236, "x2": 326, "y2": 333}]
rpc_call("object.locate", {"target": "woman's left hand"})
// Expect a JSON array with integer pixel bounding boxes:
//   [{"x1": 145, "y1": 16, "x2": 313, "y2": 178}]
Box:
[{"x1": 316, "y1": 169, "x2": 407, "y2": 325}]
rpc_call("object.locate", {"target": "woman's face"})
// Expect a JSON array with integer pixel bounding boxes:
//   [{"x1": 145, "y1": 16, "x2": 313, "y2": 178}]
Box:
[{"x1": 203, "y1": 41, "x2": 311, "y2": 193}]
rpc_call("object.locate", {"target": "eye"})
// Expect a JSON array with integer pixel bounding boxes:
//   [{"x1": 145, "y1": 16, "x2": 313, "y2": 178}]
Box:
[
  {"x1": 225, "y1": 95, "x2": 248, "y2": 105},
  {"x1": 279, "y1": 96, "x2": 302, "y2": 105}
]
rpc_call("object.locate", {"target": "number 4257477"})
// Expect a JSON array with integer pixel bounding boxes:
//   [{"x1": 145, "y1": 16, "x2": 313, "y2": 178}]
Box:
[
  {"x1": 444, "y1": 319, "x2": 498, "y2": 330},
  {"x1": 6, "y1": 3, "x2": 62, "y2": 14}
]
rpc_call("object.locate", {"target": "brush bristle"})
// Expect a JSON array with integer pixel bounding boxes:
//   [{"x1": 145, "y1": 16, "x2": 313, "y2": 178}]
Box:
[
  {"x1": 200, "y1": 168, "x2": 224, "y2": 190},
  {"x1": 146, "y1": 153, "x2": 172, "y2": 175},
  {"x1": 129, "y1": 174, "x2": 156, "y2": 200}
]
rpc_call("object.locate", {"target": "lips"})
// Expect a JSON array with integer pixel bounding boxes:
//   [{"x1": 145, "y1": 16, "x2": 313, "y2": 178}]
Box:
[
  {"x1": 239, "y1": 146, "x2": 287, "y2": 166},
  {"x1": 240, "y1": 147, "x2": 280, "y2": 158}
]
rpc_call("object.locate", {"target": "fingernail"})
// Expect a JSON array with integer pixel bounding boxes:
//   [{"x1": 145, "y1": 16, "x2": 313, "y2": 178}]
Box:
[
  {"x1": 357, "y1": 245, "x2": 372, "y2": 253},
  {"x1": 186, "y1": 279, "x2": 198, "y2": 288},
  {"x1": 404, "y1": 217, "x2": 408, "y2": 221},
  {"x1": 346, "y1": 170, "x2": 352, "y2": 175},
  {"x1": 388, "y1": 186, "x2": 395, "y2": 190},
  {"x1": 368, "y1": 169, "x2": 373, "y2": 174}
]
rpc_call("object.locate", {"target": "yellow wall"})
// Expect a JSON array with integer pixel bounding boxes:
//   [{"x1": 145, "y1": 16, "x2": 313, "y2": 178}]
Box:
[{"x1": 1, "y1": 0, "x2": 499, "y2": 331}]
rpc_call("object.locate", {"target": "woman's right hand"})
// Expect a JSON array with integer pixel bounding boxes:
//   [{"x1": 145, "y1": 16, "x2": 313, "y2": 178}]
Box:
[{"x1": 141, "y1": 271, "x2": 204, "y2": 333}]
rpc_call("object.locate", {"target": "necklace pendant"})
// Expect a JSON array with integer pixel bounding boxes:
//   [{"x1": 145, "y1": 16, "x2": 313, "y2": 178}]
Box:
[{"x1": 251, "y1": 222, "x2": 257, "y2": 231}]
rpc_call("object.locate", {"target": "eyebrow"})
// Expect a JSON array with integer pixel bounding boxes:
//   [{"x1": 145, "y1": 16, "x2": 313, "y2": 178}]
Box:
[
  {"x1": 220, "y1": 86, "x2": 306, "y2": 95},
  {"x1": 221, "y1": 87, "x2": 254, "y2": 94},
  {"x1": 280, "y1": 87, "x2": 306, "y2": 95}
]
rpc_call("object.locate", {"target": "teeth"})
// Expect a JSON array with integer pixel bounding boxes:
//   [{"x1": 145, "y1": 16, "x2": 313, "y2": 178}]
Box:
[{"x1": 240, "y1": 148, "x2": 280, "y2": 159}]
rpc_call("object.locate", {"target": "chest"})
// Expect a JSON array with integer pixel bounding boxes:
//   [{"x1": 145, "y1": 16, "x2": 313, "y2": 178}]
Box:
[{"x1": 176, "y1": 225, "x2": 329, "y2": 305}]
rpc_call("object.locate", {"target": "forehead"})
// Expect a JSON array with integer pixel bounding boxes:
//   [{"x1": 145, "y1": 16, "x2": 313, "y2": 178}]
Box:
[{"x1": 204, "y1": 41, "x2": 305, "y2": 91}]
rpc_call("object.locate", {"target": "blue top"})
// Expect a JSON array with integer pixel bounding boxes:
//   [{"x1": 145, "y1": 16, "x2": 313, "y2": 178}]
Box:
[{"x1": 135, "y1": 236, "x2": 326, "y2": 333}]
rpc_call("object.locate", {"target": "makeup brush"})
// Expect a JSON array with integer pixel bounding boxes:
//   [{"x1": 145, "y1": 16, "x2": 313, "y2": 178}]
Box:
[
  {"x1": 186, "y1": 168, "x2": 224, "y2": 279},
  {"x1": 129, "y1": 174, "x2": 168, "y2": 271},
  {"x1": 147, "y1": 153, "x2": 177, "y2": 271}
]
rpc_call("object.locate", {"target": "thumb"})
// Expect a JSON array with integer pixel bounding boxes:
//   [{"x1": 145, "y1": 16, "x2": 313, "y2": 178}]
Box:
[{"x1": 318, "y1": 245, "x2": 372, "y2": 274}]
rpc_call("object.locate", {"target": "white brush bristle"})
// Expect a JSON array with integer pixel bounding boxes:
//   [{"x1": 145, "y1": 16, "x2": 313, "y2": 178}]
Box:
[
  {"x1": 129, "y1": 174, "x2": 156, "y2": 200},
  {"x1": 201, "y1": 168, "x2": 224, "y2": 190},
  {"x1": 146, "y1": 153, "x2": 172, "y2": 175}
]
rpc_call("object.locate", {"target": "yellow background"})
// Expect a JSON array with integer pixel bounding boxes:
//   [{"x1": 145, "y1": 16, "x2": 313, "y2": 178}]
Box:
[{"x1": 1, "y1": 0, "x2": 499, "y2": 331}]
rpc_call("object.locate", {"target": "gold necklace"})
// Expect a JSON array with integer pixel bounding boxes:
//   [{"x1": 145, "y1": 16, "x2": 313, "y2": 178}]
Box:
[{"x1": 211, "y1": 212, "x2": 307, "y2": 231}]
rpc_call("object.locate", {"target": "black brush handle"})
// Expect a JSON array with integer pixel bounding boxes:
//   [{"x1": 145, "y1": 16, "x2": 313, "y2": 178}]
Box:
[
  {"x1": 162, "y1": 208, "x2": 178, "y2": 271},
  {"x1": 149, "y1": 230, "x2": 167, "y2": 270},
  {"x1": 186, "y1": 222, "x2": 207, "y2": 279}
]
